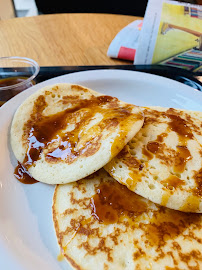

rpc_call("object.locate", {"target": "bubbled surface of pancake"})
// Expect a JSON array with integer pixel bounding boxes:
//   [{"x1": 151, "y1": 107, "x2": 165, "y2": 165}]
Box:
[
  {"x1": 105, "y1": 106, "x2": 202, "y2": 213},
  {"x1": 10, "y1": 83, "x2": 144, "y2": 184},
  {"x1": 52, "y1": 169, "x2": 202, "y2": 270}
]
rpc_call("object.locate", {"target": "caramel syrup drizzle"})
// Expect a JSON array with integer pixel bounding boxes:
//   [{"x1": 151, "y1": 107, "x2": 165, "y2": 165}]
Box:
[{"x1": 14, "y1": 93, "x2": 142, "y2": 184}]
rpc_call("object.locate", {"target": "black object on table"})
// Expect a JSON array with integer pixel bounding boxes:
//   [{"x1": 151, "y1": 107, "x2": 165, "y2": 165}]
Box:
[
  {"x1": 35, "y1": 65, "x2": 202, "y2": 92},
  {"x1": 1, "y1": 65, "x2": 202, "y2": 91}
]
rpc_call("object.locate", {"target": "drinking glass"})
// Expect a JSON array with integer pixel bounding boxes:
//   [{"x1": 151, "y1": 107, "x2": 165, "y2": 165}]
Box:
[{"x1": 0, "y1": 56, "x2": 39, "y2": 106}]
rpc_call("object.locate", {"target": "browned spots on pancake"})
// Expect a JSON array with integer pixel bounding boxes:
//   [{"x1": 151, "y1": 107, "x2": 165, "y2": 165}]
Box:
[
  {"x1": 108, "y1": 227, "x2": 121, "y2": 245},
  {"x1": 69, "y1": 189, "x2": 89, "y2": 208},
  {"x1": 58, "y1": 199, "x2": 115, "y2": 262},
  {"x1": 141, "y1": 207, "x2": 201, "y2": 248},
  {"x1": 62, "y1": 208, "x2": 78, "y2": 216},
  {"x1": 144, "y1": 140, "x2": 192, "y2": 174},
  {"x1": 53, "y1": 173, "x2": 202, "y2": 269},
  {"x1": 71, "y1": 84, "x2": 89, "y2": 92},
  {"x1": 52, "y1": 85, "x2": 59, "y2": 91},
  {"x1": 143, "y1": 108, "x2": 165, "y2": 125},
  {"x1": 152, "y1": 144, "x2": 192, "y2": 174},
  {"x1": 45, "y1": 90, "x2": 52, "y2": 95},
  {"x1": 153, "y1": 144, "x2": 176, "y2": 167},
  {"x1": 58, "y1": 216, "x2": 96, "y2": 249},
  {"x1": 31, "y1": 94, "x2": 48, "y2": 117},
  {"x1": 116, "y1": 146, "x2": 144, "y2": 189},
  {"x1": 22, "y1": 95, "x2": 47, "y2": 150},
  {"x1": 135, "y1": 264, "x2": 142, "y2": 270},
  {"x1": 170, "y1": 245, "x2": 202, "y2": 270},
  {"x1": 72, "y1": 180, "x2": 87, "y2": 194},
  {"x1": 90, "y1": 181, "x2": 147, "y2": 224},
  {"x1": 60, "y1": 215, "x2": 97, "y2": 244},
  {"x1": 182, "y1": 111, "x2": 202, "y2": 136},
  {"x1": 193, "y1": 168, "x2": 202, "y2": 197},
  {"x1": 61, "y1": 95, "x2": 81, "y2": 104},
  {"x1": 63, "y1": 253, "x2": 83, "y2": 270},
  {"x1": 79, "y1": 239, "x2": 113, "y2": 262},
  {"x1": 77, "y1": 224, "x2": 98, "y2": 237},
  {"x1": 157, "y1": 241, "x2": 202, "y2": 269},
  {"x1": 119, "y1": 147, "x2": 142, "y2": 170},
  {"x1": 178, "y1": 250, "x2": 202, "y2": 270},
  {"x1": 162, "y1": 175, "x2": 185, "y2": 190},
  {"x1": 133, "y1": 248, "x2": 146, "y2": 260},
  {"x1": 21, "y1": 90, "x2": 138, "y2": 169},
  {"x1": 118, "y1": 146, "x2": 144, "y2": 173}
]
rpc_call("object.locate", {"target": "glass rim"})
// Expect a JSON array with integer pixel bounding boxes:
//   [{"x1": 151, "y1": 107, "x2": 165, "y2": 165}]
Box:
[{"x1": 0, "y1": 56, "x2": 40, "y2": 90}]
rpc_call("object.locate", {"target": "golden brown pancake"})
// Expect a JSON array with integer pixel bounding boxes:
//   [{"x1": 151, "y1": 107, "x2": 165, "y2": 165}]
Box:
[
  {"x1": 10, "y1": 83, "x2": 144, "y2": 184},
  {"x1": 52, "y1": 169, "x2": 202, "y2": 270},
  {"x1": 105, "y1": 106, "x2": 202, "y2": 213}
]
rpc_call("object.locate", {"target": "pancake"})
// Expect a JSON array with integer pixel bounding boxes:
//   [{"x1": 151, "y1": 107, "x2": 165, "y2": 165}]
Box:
[
  {"x1": 10, "y1": 83, "x2": 144, "y2": 184},
  {"x1": 105, "y1": 106, "x2": 202, "y2": 213},
  {"x1": 52, "y1": 169, "x2": 202, "y2": 270}
]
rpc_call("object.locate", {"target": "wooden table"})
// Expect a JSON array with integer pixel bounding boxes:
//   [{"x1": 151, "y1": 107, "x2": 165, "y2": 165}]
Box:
[{"x1": 0, "y1": 13, "x2": 141, "y2": 66}]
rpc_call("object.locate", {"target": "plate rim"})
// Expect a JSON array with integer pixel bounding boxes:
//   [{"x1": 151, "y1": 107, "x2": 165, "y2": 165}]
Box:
[
  {"x1": 0, "y1": 68, "x2": 201, "y2": 270},
  {"x1": 0, "y1": 69, "x2": 201, "y2": 115}
]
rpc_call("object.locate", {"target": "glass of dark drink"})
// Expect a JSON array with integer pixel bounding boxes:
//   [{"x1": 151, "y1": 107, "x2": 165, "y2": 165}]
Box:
[{"x1": 0, "y1": 56, "x2": 40, "y2": 106}]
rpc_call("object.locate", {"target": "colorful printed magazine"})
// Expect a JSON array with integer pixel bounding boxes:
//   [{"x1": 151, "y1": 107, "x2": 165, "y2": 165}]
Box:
[{"x1": 134, "y1": 0, "x2": 202, "y2": 72}]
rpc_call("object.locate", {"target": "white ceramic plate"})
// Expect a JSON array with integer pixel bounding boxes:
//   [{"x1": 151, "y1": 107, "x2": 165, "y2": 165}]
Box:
[{"x1": 0, "y1": 69, "x2": 201, "y2": 270}]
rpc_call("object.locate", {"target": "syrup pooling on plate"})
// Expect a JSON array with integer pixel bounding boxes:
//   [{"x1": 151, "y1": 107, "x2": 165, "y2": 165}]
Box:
[{"x1": 14, "y1": 162, "x2": 38, "y2": 184}]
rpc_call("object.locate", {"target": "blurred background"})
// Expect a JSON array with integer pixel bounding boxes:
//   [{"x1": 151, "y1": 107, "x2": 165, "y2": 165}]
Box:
[
  {"x1": 0, "y1": 0, "x2": 200, "y2": 20},
  {"x1": 13, "y1": 0, "x2": 38, "y2": 17}
]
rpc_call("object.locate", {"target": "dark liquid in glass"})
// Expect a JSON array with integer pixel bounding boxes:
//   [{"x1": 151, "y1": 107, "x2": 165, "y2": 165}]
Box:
[{"x1": 0, "y1": 77, "x2": 35, "y2": 106}]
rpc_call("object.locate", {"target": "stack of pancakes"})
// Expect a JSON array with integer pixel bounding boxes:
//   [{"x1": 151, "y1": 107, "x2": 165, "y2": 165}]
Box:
[{"x1": 11, "y1": 83, "x2": 202, "y2": 270}]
